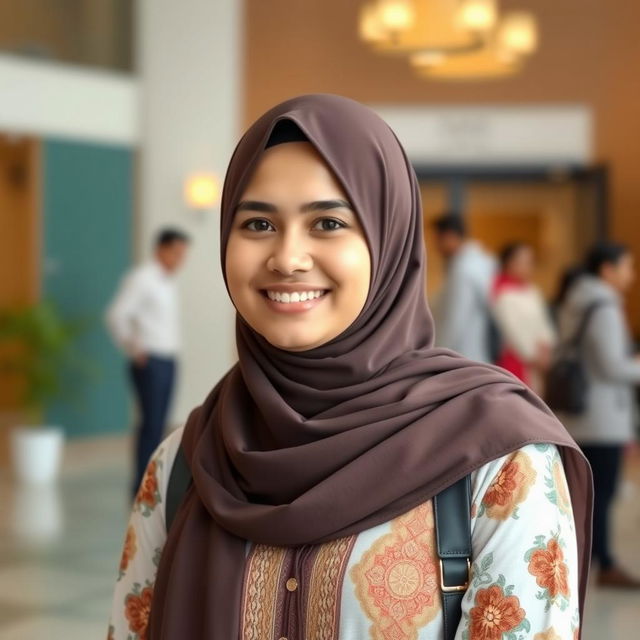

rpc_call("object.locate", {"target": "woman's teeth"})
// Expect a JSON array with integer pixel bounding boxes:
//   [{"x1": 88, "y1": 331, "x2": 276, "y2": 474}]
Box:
[{"x1": 266, "y1": 290, "x2": 326, "y2": 303}]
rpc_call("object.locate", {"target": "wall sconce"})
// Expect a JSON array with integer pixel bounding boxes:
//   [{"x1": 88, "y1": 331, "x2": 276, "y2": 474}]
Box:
[{"x1": 184, "y1": 173, "x2": 221, "y2": 211}]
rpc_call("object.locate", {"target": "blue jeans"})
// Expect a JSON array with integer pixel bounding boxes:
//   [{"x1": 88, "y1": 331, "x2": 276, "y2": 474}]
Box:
[{"x1": 129, "y1": 355, "x2": 176, "y2": 497}]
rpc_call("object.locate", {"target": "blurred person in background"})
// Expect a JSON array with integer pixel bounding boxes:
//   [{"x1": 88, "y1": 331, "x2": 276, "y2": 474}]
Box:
[
  {"x1": 551, "y1": 264, "x2": 587, "y2": 325},
  {"x1": 556, "y1": 242, "x2": 640, "y2": 588},
  {"x1": 106, "y1": 227, "x2": 190, "y2": 496},
  {"x1": 492, "y1": 242, "x2": 556, "y2": 395},
  {"x1": 432, "y1": 213, "x2": 496, "y2": 362}
]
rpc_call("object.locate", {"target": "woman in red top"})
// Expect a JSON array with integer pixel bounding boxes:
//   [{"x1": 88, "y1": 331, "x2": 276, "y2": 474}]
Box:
[{"x1": 492, "y1": 242, "x2": 556, "y2": 394}]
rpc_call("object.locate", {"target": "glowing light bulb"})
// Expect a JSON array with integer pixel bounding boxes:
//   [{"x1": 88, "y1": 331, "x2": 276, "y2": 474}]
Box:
[
  {"x1": 378, "y1": 0, "x2": 415, "y2": 32},
  {"x1": 358, "y1": 3, "x2": 388, "y2": 43},
  {"x1": 410, "y1": 51, "x2": 447, "y2": 68},
  {"x1": 498, "y1": 11, "x2": 538, "y2": 55},
  {"x1": 458, "y1": 0, "x2": 498, "y2": 33},
  {"x1": 184, "y1": 174, "x2": 220, "y2": 209}
]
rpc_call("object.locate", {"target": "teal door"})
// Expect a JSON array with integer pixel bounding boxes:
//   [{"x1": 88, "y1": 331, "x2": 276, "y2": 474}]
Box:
[{"x1": 42, "y1": 139, "x2": 133, "y2": 437}]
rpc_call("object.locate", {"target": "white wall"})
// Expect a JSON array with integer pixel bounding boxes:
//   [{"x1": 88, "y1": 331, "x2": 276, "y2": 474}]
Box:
[
  {"x1": 136, "y1": 0, "x2": 241, "y2": 425},
  {"x1": 0, "y1": 54, "x2": 138, "y2": 144}
]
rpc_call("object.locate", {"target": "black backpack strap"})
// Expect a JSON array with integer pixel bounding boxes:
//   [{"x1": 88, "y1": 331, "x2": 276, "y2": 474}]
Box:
[
  {"x1": 165, "y1": 443, "x2": 192, "y2": 533},
  {"x1": 433, "y1": 474, "x2": 472, "y2": 640},
  {"x1": 566, "y1": 300, "x2": 609, "y2": 350}
]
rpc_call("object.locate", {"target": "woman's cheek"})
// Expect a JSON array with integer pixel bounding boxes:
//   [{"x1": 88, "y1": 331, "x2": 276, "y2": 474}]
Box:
[
  {"x1": 336, "y1": 243, "x2": 371, "y2": 292},
  {"x1": 226, "y1": 242, "x2": 254, "y2": 308},
  {"x1": 228, "y1": 238, "x2": 258, "y2": 281}
]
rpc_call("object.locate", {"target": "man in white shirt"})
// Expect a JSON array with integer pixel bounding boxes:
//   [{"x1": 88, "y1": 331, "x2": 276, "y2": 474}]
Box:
[
  {"x1": 106, "y1": 228, "x2": 190, "y2": 496},
  {"x1": 432, "y1": 213, "x2": 497, "y2": 363}
]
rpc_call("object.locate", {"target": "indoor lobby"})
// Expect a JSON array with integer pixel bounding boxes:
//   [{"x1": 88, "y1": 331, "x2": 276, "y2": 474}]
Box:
[{"x1": 1, "y1": 1, "x2": 639, "y2": 638}]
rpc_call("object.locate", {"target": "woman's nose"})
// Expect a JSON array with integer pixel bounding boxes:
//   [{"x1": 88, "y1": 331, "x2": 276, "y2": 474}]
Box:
[{"x1": 266, "y1": 233, "x2": 313, "y2": 275}]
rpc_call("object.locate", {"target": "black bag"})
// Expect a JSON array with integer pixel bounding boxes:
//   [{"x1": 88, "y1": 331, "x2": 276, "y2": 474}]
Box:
[
  {"x1": 546, "y1": 301, "x2": 607, "y2": 414},
  {"x1": 166, "y1": 446, "x2": 471, "y2": 640}
]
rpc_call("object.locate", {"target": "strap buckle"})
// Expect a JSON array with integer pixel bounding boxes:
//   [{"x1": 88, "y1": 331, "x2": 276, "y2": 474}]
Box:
[{"x1": 439, "y1": 558, "x2": 471, "y2": 593}]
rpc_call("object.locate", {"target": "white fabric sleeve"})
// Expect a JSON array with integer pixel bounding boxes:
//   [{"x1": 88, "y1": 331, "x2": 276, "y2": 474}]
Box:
[
  {"x1": 533, "y1": 289, "x2": 557, "y2": 348},
  {"x1": 105, "y1": 270, "x2": 146, "y2": 357},
  {"x1": 585, "y1": 304, "x2": 640, "y2": 383},
  {"x1": 454, "y1": 443, "x2": 581, "y2": 640},
  {"x1": 107, "y1": 426, "x2": 184, "y2": 640},
  {"x1": 492, "y1": 292, "x2": 539, "y2": 361}
]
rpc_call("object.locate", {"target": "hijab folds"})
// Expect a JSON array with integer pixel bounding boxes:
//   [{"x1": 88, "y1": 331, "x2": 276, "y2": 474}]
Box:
[{"x1": 149, "y1": 94, "x2": 592, "y2": 639}]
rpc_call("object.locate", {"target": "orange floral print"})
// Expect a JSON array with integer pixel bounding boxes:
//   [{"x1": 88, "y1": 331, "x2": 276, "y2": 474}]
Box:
[
  {"x1": 481, "y1": 451, "x2": 536, "y2": 520},
  {"x1": 534, "y1": 627, "x2": 562, "y2": 640},
  {"x1": 469, "y1": 585, "x2": 526, "y2": 640},
  {"x1": 135, "y1": 456, "x2": 162, "y2": 516},
  {"x1": 551, "y1": 460, "x2": 572, "y2": 516},
  {"x1": 527, "y1": 538, "x2": 569, "y2": 599},
  {"x1": 119, "y1": 525, "x2": 137, "y2": 578},
  {"x1": 124, "y1": 584, "x2": 154, "y2": 640}
]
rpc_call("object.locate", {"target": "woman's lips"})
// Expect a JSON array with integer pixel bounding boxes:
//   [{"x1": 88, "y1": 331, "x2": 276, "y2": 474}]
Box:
[{"x1": 260, "y1": 289, "x2": 330, "y2": 314}]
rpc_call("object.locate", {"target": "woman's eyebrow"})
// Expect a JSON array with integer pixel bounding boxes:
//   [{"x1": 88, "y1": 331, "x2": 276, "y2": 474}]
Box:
[
  {"x1": 235, "y1": 200, "x2": 277, "y2": 214},
  {"x1": 235, "y1": 199, "x2": 354, "y2": 214},
  {"x1": 300, "y1": 199, "x2": 353, "y2": 213}
]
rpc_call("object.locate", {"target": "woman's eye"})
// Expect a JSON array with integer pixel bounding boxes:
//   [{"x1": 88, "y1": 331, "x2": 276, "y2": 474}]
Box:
[
  {"x1": 312, "y1": 218, "x2": 346, "y2": 232},
  {"x1": 242, "y1": 218, "x2": 275, "y2": 232}
]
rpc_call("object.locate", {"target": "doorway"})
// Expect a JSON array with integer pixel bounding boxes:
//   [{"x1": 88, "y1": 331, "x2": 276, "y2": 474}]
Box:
[{"x1": 418, "y1": 165, "x2": 608, "y2": 300}]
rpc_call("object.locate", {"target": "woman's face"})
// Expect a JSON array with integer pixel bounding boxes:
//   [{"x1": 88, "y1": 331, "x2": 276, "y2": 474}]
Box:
[
  {"x1": 603, "y1": 252, "x2": 636, "y2": 293},
  {"x1": 506, "y1": 245, "x2": 535, "y2": 282},
  {"x1": 225, "y1": 142, "x2": 371, "y2": 352}
]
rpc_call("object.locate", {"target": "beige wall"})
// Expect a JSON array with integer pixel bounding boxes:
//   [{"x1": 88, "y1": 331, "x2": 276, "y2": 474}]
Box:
[
  {"x1": 136, "y1": 0, "x2": 241, "y2": 426},
  {"x1": 244, "y1": 0, "x2": 640, "y2": 330}
]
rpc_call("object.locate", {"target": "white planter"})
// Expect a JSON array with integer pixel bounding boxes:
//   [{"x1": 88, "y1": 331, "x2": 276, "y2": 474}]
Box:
[{"x1": 11, "y1": 426, "x2": 65, "y2": 484}]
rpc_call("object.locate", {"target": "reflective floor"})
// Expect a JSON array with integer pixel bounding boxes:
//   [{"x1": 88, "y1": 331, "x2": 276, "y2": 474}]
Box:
[
  {"x1": 0, "y1": 436, "x2": 129, "y2": 639},
  {"x1": 0, "y1": 435, "x2": 638, "y2": 639}
]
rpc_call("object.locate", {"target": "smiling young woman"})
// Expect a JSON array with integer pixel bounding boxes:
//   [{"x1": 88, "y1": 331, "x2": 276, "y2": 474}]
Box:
[
  {"x1": 225, "y1": 138, "x2": 371, "y2": 352},
  {"x1": 108, "y1": 95, "x2": 593, "y2": 640}
]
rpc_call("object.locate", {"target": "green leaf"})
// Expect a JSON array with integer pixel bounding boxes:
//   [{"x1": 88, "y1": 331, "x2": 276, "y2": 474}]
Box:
[
  {"x1": 520, "y1": 618, "x2": 531, "y2": 633},
  {"x1": 480, "y1": 552, "x2": 493, "y2": 571}
]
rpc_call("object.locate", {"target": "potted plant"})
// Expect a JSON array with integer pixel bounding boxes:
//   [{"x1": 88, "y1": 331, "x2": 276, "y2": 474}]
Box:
[{"x1": 0, "y1": 301, "x2": 88, "y2": 484}]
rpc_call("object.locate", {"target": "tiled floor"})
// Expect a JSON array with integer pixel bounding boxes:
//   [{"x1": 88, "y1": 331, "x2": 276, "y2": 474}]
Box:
[
  {"x1": 0, "y1": 436, "x2": 639, "y2": 639},
  {"x1": 0, "y1": 436, "x2": 130, "y2": 639}
]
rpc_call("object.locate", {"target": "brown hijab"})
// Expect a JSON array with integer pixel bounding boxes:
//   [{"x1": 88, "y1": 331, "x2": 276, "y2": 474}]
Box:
[{"x1": 148, "y1": 94, "x2": 592, "y2": 639}]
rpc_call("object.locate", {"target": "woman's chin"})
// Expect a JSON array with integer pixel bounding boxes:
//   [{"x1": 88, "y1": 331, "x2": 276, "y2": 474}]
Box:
[{"x1": 264, "y1": 331, "x2": 330, "y2": 352}]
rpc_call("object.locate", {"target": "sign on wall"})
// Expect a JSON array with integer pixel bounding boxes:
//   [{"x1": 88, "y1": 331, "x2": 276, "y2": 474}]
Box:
[{"x1": 372, "y1": 105, "x2": 592, "y2": 166}]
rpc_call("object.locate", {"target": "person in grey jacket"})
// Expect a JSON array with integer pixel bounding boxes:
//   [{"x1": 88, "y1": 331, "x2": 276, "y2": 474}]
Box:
[
  {"x1": 557, "y1": 242, "x2": 640, "y2": 588},
  {"x1": 432, "y1": 214, "x2": 496, "y2": 363}
]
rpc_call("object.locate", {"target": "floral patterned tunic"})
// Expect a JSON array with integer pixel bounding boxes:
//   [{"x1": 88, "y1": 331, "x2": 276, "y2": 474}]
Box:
[{"x1": 108, "y1": 427, "x2": 580, "y2": 640}]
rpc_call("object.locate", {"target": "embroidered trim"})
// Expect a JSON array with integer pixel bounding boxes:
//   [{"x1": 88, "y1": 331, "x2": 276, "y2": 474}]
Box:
[
  {"x1": 306, "y1": 536, "x2": 357, "y2": 639},
  {"x1": 241, "y1": 543, "x2": 288, "y2": 639}
]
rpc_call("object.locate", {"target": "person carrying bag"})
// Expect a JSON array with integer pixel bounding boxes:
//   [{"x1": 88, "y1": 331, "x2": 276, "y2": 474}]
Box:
[
  {"x1": 554, "y1": 244, "x2": 640, "y2": 588},
  {"x1": 546, "y1": 301, "x2": 608, "y2": 415}
]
